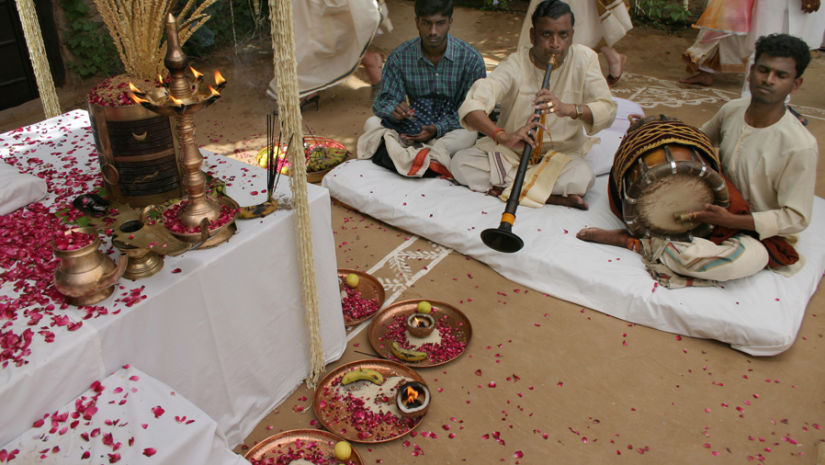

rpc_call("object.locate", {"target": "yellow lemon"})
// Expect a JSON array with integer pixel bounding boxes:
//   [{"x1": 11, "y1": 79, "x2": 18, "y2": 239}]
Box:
[
  {"x1": 256, "y1": 147, "x2": 269, "y2": 168},
  {"x1": 345, "y1": 273, "x2": 359, "y2": 288},
  {"x1": 416, "y1": 300, "x2": 432, "y2": 314},
  {"x1": 333, "y1": 440, "x2": 352, "y2": 461}
]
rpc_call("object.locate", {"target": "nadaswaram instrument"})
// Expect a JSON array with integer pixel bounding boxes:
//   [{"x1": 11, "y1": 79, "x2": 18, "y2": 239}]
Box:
[{"x1": 481, "y1": 58, "x2": 556, "y2": 253}]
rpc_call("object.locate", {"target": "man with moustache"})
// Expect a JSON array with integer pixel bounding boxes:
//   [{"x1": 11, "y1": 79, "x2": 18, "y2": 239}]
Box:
[
  {"x1": 578, "y1": 33, "x2": 818, "y2": 283},
  {"x1": 451, "y1": 0, "x2": 616, "y2": 209},
  {"x1": 357, "y1": 0, "x2": 486, "y2": 178}
]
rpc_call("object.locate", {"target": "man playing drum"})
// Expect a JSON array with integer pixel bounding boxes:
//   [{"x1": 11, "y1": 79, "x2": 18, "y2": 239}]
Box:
[
  {"x1": 357, "y1": 0, "x2": 486, "y2": 178},
  {"x1": 450, "y1": 0, "x2": 617, "y2": 209},
  {"x1": 578, "y1": 33, "x2": 818, "y2": 283}
]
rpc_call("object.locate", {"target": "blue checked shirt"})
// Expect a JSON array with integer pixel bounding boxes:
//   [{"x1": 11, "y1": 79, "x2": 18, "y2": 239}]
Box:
[{"x1": 373, "y1": 34, "x2": 486, "y2": 137}]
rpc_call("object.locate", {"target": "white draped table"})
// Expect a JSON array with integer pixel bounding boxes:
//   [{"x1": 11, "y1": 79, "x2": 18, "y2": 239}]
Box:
[{"x1": 0, "y1": 110, "x2": 346, "y2": 449}]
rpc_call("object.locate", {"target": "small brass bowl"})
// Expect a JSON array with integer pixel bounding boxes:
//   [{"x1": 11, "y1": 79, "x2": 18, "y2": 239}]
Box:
[{"x1": 406, "y1": 313, "x2": 435, "y2": 338}]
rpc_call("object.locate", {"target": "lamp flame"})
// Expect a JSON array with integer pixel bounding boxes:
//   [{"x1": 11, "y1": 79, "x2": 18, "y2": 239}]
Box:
[
  {"x1": 405, "y1": 386, "x2": 419, "y2": 405},
  {"x1": 169, "y1": 95, "x2": 184, "y2": 106},
  {"x1": 208, "y1": 85, "x2": 220, "y2": 98},
  {"x1": 128, "y1": 82, "x2": 144, "y2": 94},
  {"x1": 190, "y1": 66, "x2": 204, "y2": 80},
  {"x1": 157, "y1": 74, "x2": 165, "y2": 86},
  {"x1": 412, "y1": 316, "x2": 428, "y2": 328},
  {"x1": 129, "y1": 92, "x2": 149, "y2": 105},
  {"x1": 214, "y1": 70, "x2": 226, "y2": 86}
]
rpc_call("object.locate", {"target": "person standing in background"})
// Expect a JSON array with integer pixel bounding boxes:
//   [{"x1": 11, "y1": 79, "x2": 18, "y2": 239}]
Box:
[
  {"x1": 679, "y1": 0, "x2": 755, "y2": 86},
  {"x1": 518, "y1": 0, "x2": 632, "y2": 87}
]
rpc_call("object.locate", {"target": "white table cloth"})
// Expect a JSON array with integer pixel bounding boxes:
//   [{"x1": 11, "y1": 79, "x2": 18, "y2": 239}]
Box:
[
  {"x1": 0, "y1": 110, "x2": 347, "y2": 447},
  {"x1": 2, "y1": 365, "x2": 249, "y2": 465}
]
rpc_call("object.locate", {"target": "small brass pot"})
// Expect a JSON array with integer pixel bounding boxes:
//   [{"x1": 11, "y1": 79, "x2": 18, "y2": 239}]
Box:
[{"x1": 53, "y1": 227, "x2": 127, "y2": 306}]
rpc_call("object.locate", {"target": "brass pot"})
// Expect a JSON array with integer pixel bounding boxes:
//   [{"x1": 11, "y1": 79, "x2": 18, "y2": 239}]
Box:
[{"x1": 53, "y1": 227, "x2": 127, "y2": 306}]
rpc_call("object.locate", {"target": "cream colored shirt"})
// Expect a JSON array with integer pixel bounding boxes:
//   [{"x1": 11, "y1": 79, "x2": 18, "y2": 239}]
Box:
[
  {"x1": 701, "y1": 97, "x2": 818, "y2": 241},
  {"x1": 458, "y1": 44, "x2": 617, "y2": 161}
]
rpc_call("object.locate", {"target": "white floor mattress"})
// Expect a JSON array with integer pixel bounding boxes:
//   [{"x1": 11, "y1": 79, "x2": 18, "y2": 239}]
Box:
[{"x1": 323, "y1": 159, "x2": 825, "y2": 356}]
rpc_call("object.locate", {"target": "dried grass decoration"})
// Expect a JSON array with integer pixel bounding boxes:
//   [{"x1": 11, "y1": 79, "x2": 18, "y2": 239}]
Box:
[{"x1": 93, "y1": 0, "x2": 217, "y2": 80}]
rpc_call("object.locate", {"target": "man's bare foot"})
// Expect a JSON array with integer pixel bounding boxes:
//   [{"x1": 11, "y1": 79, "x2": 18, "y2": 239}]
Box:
[
  {"x1": 487, "y1": 186, "x2": 504, "y2": 197},
  {"x1": 601, "y1": 47, "x2": 626, "y2": 87},
  {"x1": 679, "y1": 71, "x2": 713, "y2": 86},
  {"x1": 576, "y1": 227, "x2": 630, "y2": 248},
  {"x1": 546, "y1": 194, "x2": 588, "y2": 210}
]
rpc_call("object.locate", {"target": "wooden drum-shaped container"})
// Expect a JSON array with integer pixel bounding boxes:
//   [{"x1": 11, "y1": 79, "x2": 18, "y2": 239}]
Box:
[{"x1": 89, "y1": 103, "x2": 182, "y2": 207}]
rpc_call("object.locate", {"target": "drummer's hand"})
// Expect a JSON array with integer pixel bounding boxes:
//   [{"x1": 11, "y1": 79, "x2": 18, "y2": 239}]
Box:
[
  {"x1": 401, "y1": 125, "x2": 436, "y2": 143},
  {"x1": 391, "y1": 101, "x2": 415, "y2": 121},
  {"x1": 534, "y1": 89, "x2": 576, "y2": 118},
  {"x1": 802, "y1": 0, "x2": 820, "y2": 12},
  {"x1": 686, "y1": 204, "x2": 732, "y2": 226}
]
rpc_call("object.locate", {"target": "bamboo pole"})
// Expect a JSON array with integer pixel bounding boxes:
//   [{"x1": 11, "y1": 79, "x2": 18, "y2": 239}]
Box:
[
  {"x1": 268, "y1": 0, "x2": 325, "y2": 388},
  {"x1": 14, "y1": 0, "x2": 60, "y2": 118}
]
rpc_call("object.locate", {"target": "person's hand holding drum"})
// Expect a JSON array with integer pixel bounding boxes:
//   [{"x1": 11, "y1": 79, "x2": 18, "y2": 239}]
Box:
[{"x1": 678, "y1": 203, "x2": 753, "y2": 231}]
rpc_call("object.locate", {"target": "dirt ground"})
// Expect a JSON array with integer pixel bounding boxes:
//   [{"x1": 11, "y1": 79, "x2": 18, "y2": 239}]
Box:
[{"x1": 2, "y1": 1, "x2": 825, "y2": 464}]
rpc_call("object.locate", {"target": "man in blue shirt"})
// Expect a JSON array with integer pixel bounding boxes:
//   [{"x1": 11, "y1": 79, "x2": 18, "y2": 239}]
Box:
[{"x1": 356, "y1": 0, "x2": 487, "y2": 178}]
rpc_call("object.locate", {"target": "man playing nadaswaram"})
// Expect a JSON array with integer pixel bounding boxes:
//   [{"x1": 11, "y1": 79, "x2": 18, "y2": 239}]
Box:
[{"x1": 450, "y1": 0, "x2": 617, "y2": 209}]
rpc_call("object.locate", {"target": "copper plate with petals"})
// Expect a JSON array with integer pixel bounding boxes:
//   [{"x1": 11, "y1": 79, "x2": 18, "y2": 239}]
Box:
[
  {"x1": 338, "y1": 269, "x2": 385, "y2": 327},
  {"x1": 244, "y1": 429, "x2": 363, "y2": 465},
  {"x1": 368, "y1": 299, "x2": 472, "y2": 368},
  {"x1": 313, "y1": 359, "x2": 426, "y2": 443}
]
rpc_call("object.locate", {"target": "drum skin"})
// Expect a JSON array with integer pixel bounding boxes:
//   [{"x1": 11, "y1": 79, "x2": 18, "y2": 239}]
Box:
[{"x1": 617, "y1": 143, "x2": 728, "y2": 240}]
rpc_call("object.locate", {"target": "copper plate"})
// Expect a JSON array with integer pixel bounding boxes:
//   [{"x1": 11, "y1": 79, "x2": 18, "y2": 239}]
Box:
[
  {"x1": 313, "y1": 359, "x2": 426, "y2": 443},
  {"x1": 368, "y1": 299, "x2": 472, "y2": 368},
  {"x1": 244, "y1": 429, "x2": 363, "y2": 464},
  {"x1": 338, "y1": 269, "x2": 385, "y2": 327}
]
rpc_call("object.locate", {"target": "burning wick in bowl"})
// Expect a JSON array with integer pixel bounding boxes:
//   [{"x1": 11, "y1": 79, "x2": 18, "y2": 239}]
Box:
[
  {"x1": 406, "y1": 313, "x2": 435, "y2": 338},
  {"x1": 396, "y1": 381, "x2": 430, "y2": 418}
]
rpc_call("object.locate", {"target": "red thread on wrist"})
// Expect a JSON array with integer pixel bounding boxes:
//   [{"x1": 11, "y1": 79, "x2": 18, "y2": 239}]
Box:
[{"x1": 493, "y1": 128, "x2": 506, "y2": 144}]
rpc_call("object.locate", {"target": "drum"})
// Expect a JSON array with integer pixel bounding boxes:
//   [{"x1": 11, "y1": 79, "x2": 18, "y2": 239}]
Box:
[{"x1": 608, "y1": 116, "x2": 729, "y2": 241}]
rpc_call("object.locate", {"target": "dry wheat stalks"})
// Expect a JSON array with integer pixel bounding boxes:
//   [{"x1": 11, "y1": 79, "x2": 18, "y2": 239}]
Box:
[{"x1": 93, "y1": 0, "x2": 218, "y2": 79}]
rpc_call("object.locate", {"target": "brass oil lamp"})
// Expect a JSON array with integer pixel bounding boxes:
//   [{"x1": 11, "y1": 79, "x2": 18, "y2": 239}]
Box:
[
  {"x1": 396, "y1": 381, "x2": 430, "y2": 418},
  {"x1": 128, "y1": 13, "x2": 237, "y2": 248},
  {"x1": 406, "y1": 313, "x2": 435, "y2": 338}
]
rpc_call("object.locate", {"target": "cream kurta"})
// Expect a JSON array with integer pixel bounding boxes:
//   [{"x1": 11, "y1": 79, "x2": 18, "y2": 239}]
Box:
[
  {"x1": 452, "y1": 44, "x2": 616, "y2": 206},
  {"x1": 458, "y1": 44, "x2": 616, "y2": 163},
  {"x1": 700, "y1": 97, "x2": 818, "y2": 242}
]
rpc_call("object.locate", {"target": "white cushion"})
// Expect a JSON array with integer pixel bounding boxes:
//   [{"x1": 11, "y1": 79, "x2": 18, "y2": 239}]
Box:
[
  {"x1": 0, "y1": 160, "x2": 47, "y2": 215},
  {"x1": 583, "y1": 98, "x2": 645, "y2": 176}
]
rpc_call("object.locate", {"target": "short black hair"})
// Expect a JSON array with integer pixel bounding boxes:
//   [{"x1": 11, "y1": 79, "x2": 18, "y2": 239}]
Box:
[
  {"x1": 754, "y1": 33, "x2": 811, "y2": 78},
  {"x1": 415, "y1": 0, "x2": 453, "y2": 18},
  {"x1": 532, "y1": 0, "x2": 574, "y2": 27}
]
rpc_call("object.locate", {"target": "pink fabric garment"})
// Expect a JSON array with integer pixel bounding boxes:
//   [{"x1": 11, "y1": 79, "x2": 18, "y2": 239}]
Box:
[{"x1": 695, "y1": 0, "x2": 754, "y2": 35}]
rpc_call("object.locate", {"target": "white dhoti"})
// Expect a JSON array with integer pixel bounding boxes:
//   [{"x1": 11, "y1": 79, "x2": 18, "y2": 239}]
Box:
[
  {"x1": 356, "y1": 116, "x2": 477, "y2": 177},
  {"x1": 267, "y1": 0, "x2": 383, "y2": 98},
  {"x1": 451, "y1": 140, "x2": 595, "y2": 208},
  {"x1": 642, "y1": 233, "x2": 769, "y2": 282}
]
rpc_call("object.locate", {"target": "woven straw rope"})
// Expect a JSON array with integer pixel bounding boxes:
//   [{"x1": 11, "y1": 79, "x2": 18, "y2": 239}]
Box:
[
  {"x1": 268, "y1": 0, "x2": 325, "y2": 388},
  {"x1": 14, "y1": 0, "x2": 60, "y2": 118}
]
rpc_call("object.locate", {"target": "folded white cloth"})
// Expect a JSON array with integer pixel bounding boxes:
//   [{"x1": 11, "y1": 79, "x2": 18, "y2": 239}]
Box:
[
  {"x1": 0, "y1": 160, "x2": 47, "y2": 215},
  {"x1": 1, "y1": 365, "x2": 248, "y2": 465}
]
